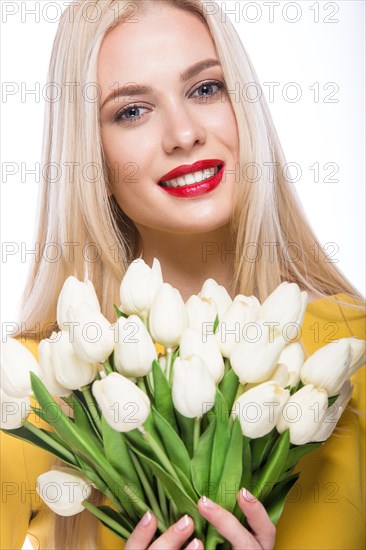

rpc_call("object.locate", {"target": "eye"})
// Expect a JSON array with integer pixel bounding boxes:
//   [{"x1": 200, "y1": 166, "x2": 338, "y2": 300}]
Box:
[
  {"x1": 190, "y1": 80, "x2": 226, "y2": 99},
  {"x1": 114, "y1": 104, "x2": 150, "y2": 124}
]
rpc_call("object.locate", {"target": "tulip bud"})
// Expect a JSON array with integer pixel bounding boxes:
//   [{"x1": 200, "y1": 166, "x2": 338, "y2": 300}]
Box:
[
  {"x1": 348, "y1": 337, "x2": 366, "y2": 377},
  {"x1": 36, "y1": 468, "x2": 92, "y2": 516},
  {"x1": 231, "y1": 381, "x2": 290, "y2": 438},
  {"x1": 276, "y1": 384, "x2": 328, "y2": 445},
  {"x1": 179, "y1": 327, "x2": 225, "y2": 384},
  {"x1": 38, "y1": 335, "x2": 72, "y2": 397},
  {"x1": 215, "y1": 300, "x2": 258, "y2": 358},
  {"x1": 57, "y1": 276, "x2": 101, "y2": 331},
  {"x1": 119, "y1": 258, "x2": 163, "y2": 317},
  {"x1": 199, "y1": 278, "x2": 232, "y2": 321},
  {"x1": 0, "y1": 388, "x2": 31, "y2": 429},
  {"x1": 113, "y1": 315, "x2": 157, "y2": 378},
  {"x1": 1, "y1": 337, "x2": 40, "y2": 397},
  {"x1": 172, "y1": 355, "x2": 216, "y2": 418},
  {"x1": 39, "y1": 332, "x2": 98, "y2": 391},
  {"x1": 67, "y1": 303, "x2": 115, "y2": 364},
  {"x1": 311, "y1": 380, "x2": 353, "y2": 442},
  {"x1": 276, "y1": 342, "x2": 305, "y2": 388},
  {"x1": 258, "y1": 282, "x2": 308, "y2": 341},
  {"x1": 185, "y1": 295, "x2": 218, "y2": 337},
  {"x1": 149, "y1": 283, "x2": 188, "y2": 349},
  {"x1": 92, "y1": 372, "x2": 151, "y2": 432},
  {"x1": 230, "y1": 323, "x2": 286, "y2": 384},
  {"x1": 300, "y1": 339, "x2": 353, "y2": 396}
]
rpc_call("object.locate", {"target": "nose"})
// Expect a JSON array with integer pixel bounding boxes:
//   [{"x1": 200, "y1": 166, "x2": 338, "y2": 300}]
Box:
[{"x1": 161, "y1": 102, "x2": 206, "y2": 154}]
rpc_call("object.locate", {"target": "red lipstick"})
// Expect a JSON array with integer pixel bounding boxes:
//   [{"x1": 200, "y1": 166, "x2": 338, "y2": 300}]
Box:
[{"x1": 158, "y1": 159, "x2": 225, "y2": 198}]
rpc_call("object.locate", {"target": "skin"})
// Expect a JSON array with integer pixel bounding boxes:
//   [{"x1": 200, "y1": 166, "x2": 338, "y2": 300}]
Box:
[
  {"x1": 98, "y1": 5, "x2": 276, "y2": 549},
  {"x1": 98, "y1": 4, "x2": 239, "y2": 302}
]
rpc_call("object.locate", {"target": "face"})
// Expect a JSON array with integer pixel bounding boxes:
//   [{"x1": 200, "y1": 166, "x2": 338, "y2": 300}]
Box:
[{"x1": 98, "y1": 5, "x2": 240, "y2": 236}]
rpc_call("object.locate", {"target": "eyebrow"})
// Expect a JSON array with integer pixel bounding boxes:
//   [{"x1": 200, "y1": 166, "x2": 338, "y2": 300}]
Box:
[{"x1": 100, "y1": 58, "x2": 221, "y2": 109}]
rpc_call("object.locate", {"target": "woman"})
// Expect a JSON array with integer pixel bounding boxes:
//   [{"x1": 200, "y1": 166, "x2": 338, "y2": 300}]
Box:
[{"x1": 1, "y1": 0, "x2": 364, "y2": 549}]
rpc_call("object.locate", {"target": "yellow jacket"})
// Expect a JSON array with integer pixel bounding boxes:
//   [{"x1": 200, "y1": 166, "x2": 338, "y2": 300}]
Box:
[{"x1": 1, "y1": 294, "x2": 365, "y2": 549}]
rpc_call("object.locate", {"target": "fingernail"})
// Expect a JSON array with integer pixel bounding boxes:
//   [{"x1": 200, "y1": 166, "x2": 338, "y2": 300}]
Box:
[
  {"x1": 187, "y1": 538, "x2": 200, "y2": 549},
  {"x1": 175, "y1": 514, "x2": 190, "y2": 531},
  {"x1": 201, "y1": 495, "x2": 217, "y2": 509},
  {"x1": 242, "y1": 488, "x2": 257, "y2": 502},
  {"x1": 140, "y1": 510, "x2": 152, "y2": 526}
]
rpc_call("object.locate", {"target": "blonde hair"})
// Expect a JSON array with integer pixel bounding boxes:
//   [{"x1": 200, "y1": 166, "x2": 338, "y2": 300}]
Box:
[{"x1": 12, "y1": 0, "x2": 365, "y2": 547}]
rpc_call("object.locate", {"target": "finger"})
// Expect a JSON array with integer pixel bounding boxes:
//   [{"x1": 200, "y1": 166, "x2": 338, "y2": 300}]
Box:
[
  {"x1": 149, "y1": 514, "x2": 195, "y2": 550},
  {"x1": 125, "y1": 510, "x2": 158, "y2": 550},
  {"x1": 238, "y1": 488, "x2": 276, "y2": 550},
  {"x1": 184, "y1": 538, "x2": 204, "y2": 550},
  {"x1": 197, "y1": 496, "x2": 261, "y2": 550}
]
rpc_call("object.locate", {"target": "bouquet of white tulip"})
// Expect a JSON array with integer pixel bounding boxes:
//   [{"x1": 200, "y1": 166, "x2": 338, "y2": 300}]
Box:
[{"x1": 1, "y1": 258, "x2": 365, "y2": 549}]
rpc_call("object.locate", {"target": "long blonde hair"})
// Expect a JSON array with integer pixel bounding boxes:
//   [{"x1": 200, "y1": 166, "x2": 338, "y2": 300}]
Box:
[{"x1": 12, "y1": 0, "x2": 364, "y2": 547}]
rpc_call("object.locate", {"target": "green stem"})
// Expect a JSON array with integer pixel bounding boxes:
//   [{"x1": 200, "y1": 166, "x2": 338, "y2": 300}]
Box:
[
  {"x1": 129, "y1": 452, "x2": 168, "y2": 531},
  {"x1": 81, "y1": 386, "x2": 102, "y2": 436},
  {"x1": 224, "y1": 357, "x2": 231, "y2": 375},
  {"x1": 157, "y1": 478, "x2": 170, "y2": 526},
  {"x1": 82, "y1": 500, "x2": 131, "y2": 540},
  {"x1": 103, "y1": 361, "x2": 113, "y2": 375},
  {"x1": 229, "y1": 383, "x2": 246, "y2": 428},
  {"x1": 137, "y1": 378, "x2": 148, "y2": 395},
  {"x1": 165, "y1": 349, "x2": 175, "y2": 385},
  {"x1": 193, "y1": 417, "x2": 201, "y2": 453},
  {"x1": 139, "y1": 426, "x2": 181, "y2": 485},
  {"x1": 23, "y1": 421, "x2": 76, "y2": 464}
]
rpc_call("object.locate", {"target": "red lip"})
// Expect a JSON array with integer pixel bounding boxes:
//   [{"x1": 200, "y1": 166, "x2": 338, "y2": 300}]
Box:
[{"x1": 158, "y1": 159, "x2": 224, "y2": 184}]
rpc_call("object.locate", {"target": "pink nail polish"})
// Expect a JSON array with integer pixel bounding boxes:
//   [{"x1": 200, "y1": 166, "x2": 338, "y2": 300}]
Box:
[
  {"x1": 188, "y1": 538, "x2": 200, "y2": 549},
  {"x1": 242, "y1": 488, "x2": 257, "y2": 502},
  {"x1": 201, "y1": 495, "x2": 217, "y2": 509},
  {"x1": 140, "y1": 510, "x2": 152, "y2": 526},
  {"x1": 175, "y1": 514, "x2": 190, "y2": 531}
]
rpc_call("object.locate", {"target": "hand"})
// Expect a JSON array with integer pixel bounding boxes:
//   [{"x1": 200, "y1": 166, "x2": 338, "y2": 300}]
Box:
[
  {"x1": 197, "y1": 488, "x2": 276, "y2": 550},
  {"x1": 124, "y1": 511, "x2": 203, "y2": 550}
]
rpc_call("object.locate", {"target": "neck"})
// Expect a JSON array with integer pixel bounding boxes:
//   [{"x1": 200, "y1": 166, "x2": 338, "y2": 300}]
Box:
[{"x1": 135, "y1": 223, "x2": 237, "y2": 302}]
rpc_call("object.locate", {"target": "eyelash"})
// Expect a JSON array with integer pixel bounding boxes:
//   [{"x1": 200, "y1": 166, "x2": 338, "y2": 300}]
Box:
[{"x1": 113, "y1": 80, "x2": 226, "y2": 125}]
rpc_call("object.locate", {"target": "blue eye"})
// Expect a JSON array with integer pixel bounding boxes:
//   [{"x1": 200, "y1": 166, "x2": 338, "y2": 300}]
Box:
[
  {"x1": 192, "y1": 80, "x2": 225, "y2": 98},
  {"x1": 114, "y1": 105, "x2": 148, "y2": 124}
]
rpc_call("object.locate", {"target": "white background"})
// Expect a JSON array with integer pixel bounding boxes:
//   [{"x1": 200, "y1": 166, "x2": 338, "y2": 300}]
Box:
[{"x1": 0, "y1": 1, "x2": 364, "y2": 548}]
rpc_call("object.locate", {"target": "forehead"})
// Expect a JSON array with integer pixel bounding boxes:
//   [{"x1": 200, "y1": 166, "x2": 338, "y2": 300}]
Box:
[{"x1": 98, "y1": 6, "x2": 218, "y2": 87}]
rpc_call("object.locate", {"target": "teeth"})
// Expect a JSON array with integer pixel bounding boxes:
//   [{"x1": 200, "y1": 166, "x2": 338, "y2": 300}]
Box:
[{"x1": 162, "y1": 167, "x2": 220, "y2": 188}]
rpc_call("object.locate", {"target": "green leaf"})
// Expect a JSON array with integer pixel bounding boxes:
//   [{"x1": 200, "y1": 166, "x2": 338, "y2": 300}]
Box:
[
  {"x1": 231, "y1": 436, "x2": 251, "y2": 524},
  {"x1": 218, "y1": 367, "x2": 240, "y2": 411},
  {"x1": 70, "y1": 393, "x2": 102, "y2": 445},
  {"x1": 126, "y1": 441, "x2": 205, "y2": 539},
  {"x1": 3, "y1": 426, "x2": 77, "y2": 466},
  {"x1": 213, "y1": 313, "x2": 219, "y2": 334},
  {"x1": 252, "y1": 429, "x2": 290, "y2": 501},
  {"x1": 113, "y1": 304, "x2": 127, "y2": 318},
  {"x1": 263, "y1": 472, "x2": 301, "y2": 525},
  {"x1": 82, "y1": 501, "x2": 131, "y2": 539},
  {"x1": 328, "y1": 393, "x2": 340, "y2": 406},
  {"x1": 151, "y1": 407, "x2": 191, "y2": 480},
  {"x1": 214, "y1": 417, "x2": 243, "y2": 513},
  {"x1": 191, "y1": 417, "x2": 216, "y2": 495},
  {"x1": 251, "y1": 428, "x2": 279, "y2": 472},
  {"x1": 284, "y1": 442, "x2": 323, "y2": 471},
  {"x1": 175, "y1": 410, "x2": 195, "y2": 458},
  {"x1": 152, "y1": 359, "x2": 179, "y2": 432},
  {"x1": 101, "y1": 415, "x2": 144, "y2": 499},
  {"x1": 209, "y1": 388, "x2": 231, "y2": 500}
]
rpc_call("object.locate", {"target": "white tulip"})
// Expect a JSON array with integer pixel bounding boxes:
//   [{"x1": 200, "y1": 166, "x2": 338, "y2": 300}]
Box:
[
  {"x1": 149, "y1": 283, "x2": 188, "y2": 350},
  {"x1": 231, "y1": 381, "x2": 290, "y2": 438},
  {"x1": 0, "y1": 387, "x2": 31, "y2": 429},
  {"x1": 258, "y1": 282, "x2": 308, "y2": 341},
  {"x1": 179, "y1": 328, "x2": 225, "y2": 384},
  {"x1": 119, "y1": 258, "x2": 163, "y2": 317},
  {"x1": 233, "y1": 294, "x2": 261, "y2": 317},
  {"x1": 38, "y1": 336, "x2": 72, "y2": 397},
  {"x1": 199, "y1": 278, "x2": 232, "y2": 321},
  {"x1": 230, "y1": 322, "x2": 286, "y2": 384},
  {"x1": 92, "y1": 372, "x2": 151, "y2": 432},
  {"x1": 311, "y1": 380, "x2": 353, "y2": 442},
  {"x1": 113, "y1": 315, "x2": 157, "y2": 378},
  {"x1": 57, "y1": 276, "x2": 101, "y2": 331},
  {"x1": 215, "y1": 300, "x2": 259, "y2": 358},
  {"x1": 0, "y1": 337, "x2": 40, "y2": 397},
  {"x1": 299, "y1": 338, "x2": 364, "y2": 396},
  {"x1": 67, "y1": 303, "x2": 115, "y2": 364},
  {"x1": 185, "y1": 295, "x2": 218, "y2": 337},
  {"x1": 39, "y1": 332, "x2": 98, "y2": 391},
  {"x1": 276, "y1": 342, "x2": 305, "y2": 388},
  {"x1": 36, "y1": 468, "x2": 92, "y2": 516},
  {"x1": 172, "y1": 355, "x2": 217, "y2": 418},
  {"x1": 276, "y1": 384, "x2": 329, "y2": 445}
]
